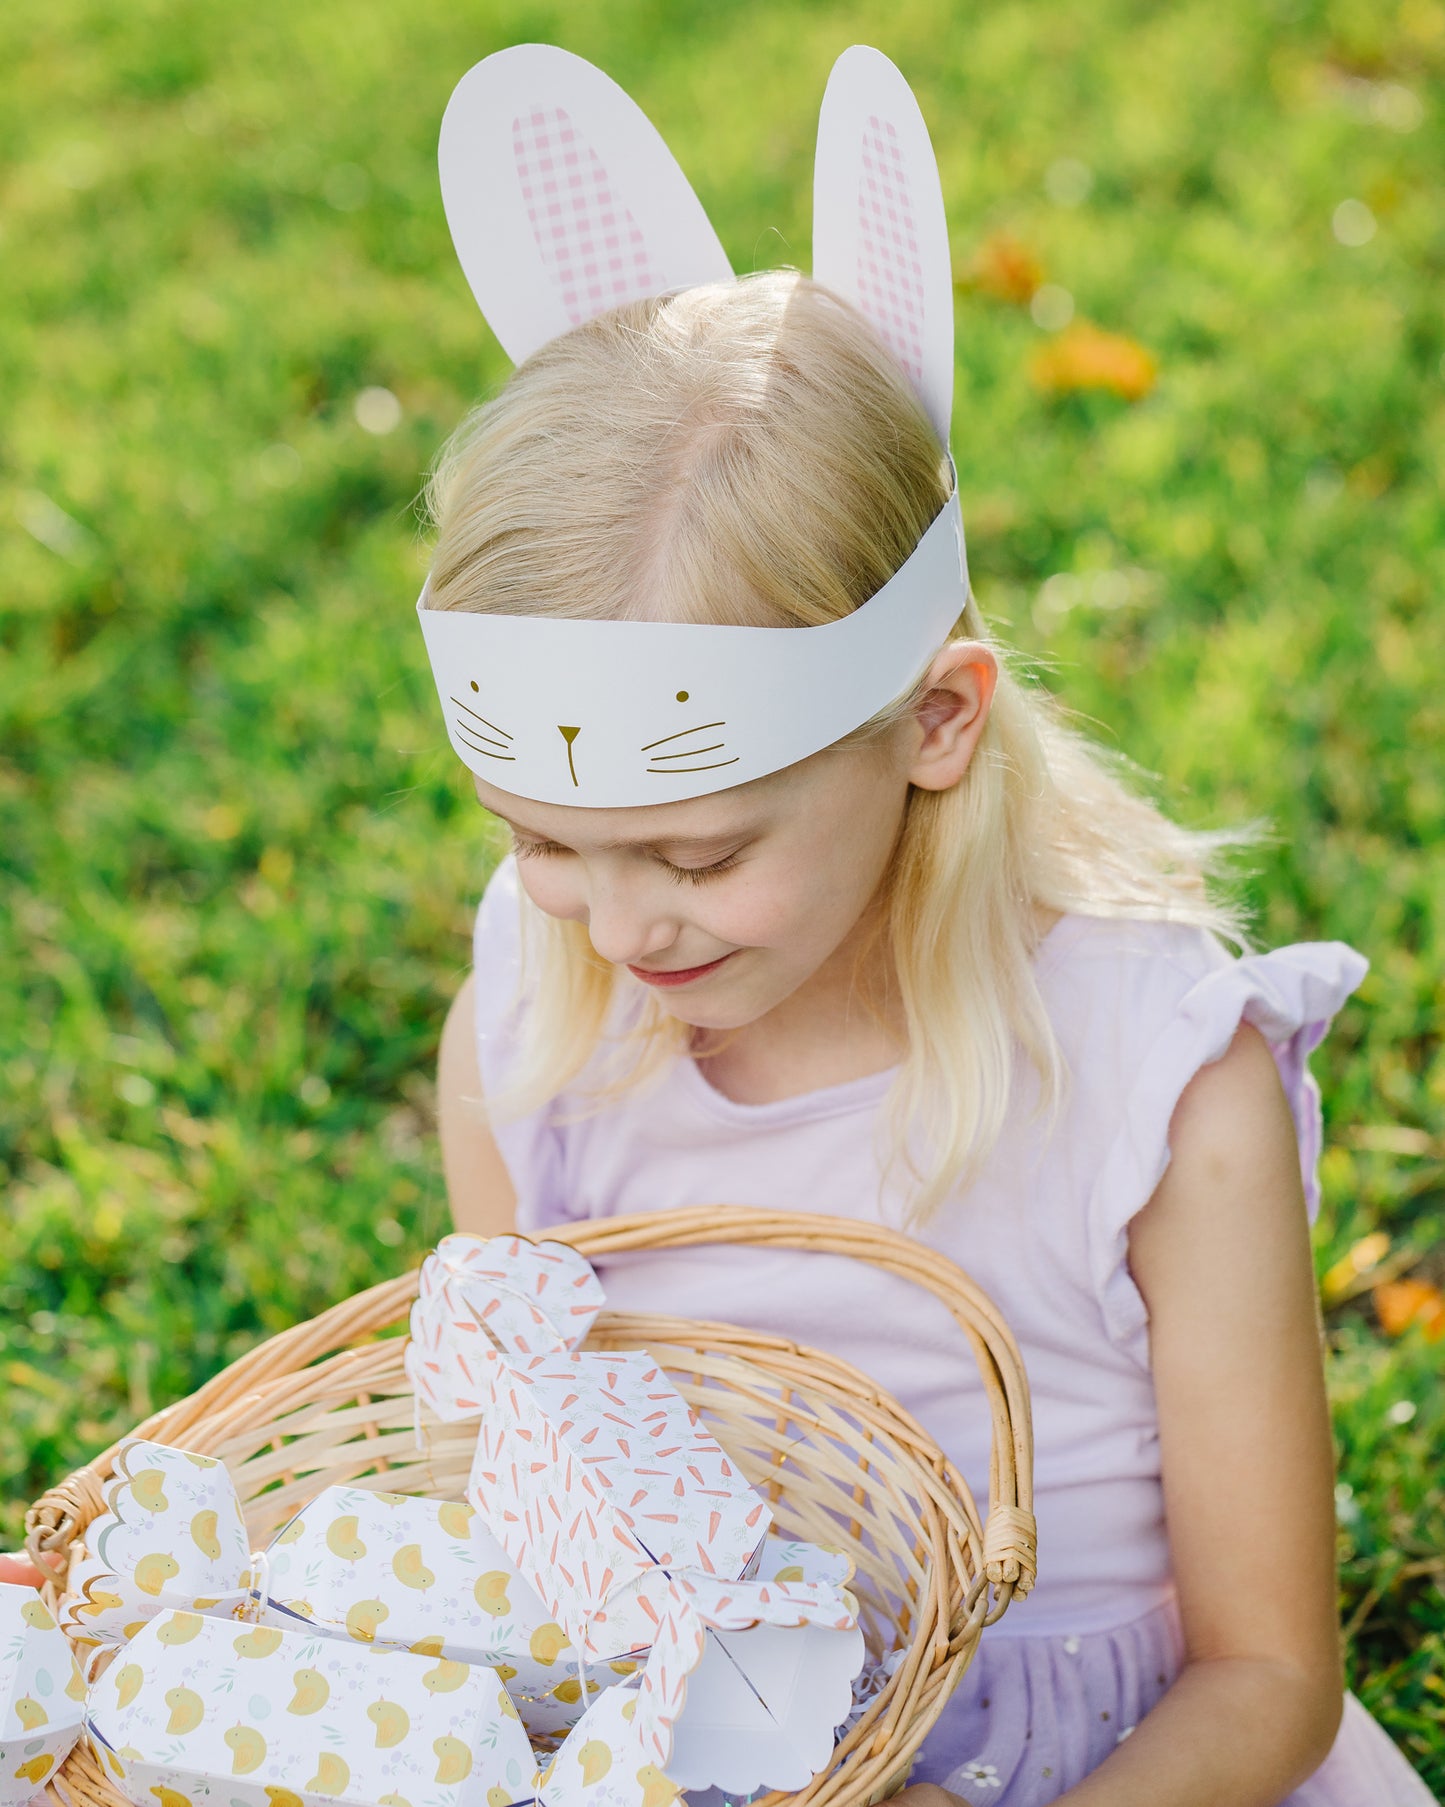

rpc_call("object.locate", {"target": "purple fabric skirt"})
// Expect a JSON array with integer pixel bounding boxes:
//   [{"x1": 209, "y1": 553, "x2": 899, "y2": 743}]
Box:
[{"x1": 910, "y1": 1596, "x2": 1433, "y2": 1805}]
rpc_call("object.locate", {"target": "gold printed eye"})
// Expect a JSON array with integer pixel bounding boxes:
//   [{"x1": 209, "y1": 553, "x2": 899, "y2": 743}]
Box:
[
  {"x1": 675, "y1": 690, "x2": 689, "y2": 702},
  {"x1": 470, "y1": 680, "x2": 479, "y2": 692}
]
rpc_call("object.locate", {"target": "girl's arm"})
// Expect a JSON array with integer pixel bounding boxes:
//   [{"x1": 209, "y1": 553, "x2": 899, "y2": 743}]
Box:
[
  {"x1": 901, "y1": 1022, "x2": 1344, "y2": 1807},
  {"x1": 436, "y1": 972, "x2": 519, "y2": 1237}
]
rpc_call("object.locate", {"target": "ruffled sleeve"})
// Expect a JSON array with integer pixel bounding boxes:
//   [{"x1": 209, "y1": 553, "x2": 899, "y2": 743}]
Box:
[
  {"x1": 1086, "y1": 937, "x2": 1369, "y2": 1356},
  {"x1": 470, "y1": 856, "x2": 574, "y2": 1232}
]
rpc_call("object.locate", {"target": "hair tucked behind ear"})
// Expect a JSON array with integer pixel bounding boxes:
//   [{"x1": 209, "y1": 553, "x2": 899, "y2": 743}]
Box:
[{"x1": 427, "y1": 269, "x2": 1251, "y2": 1221}]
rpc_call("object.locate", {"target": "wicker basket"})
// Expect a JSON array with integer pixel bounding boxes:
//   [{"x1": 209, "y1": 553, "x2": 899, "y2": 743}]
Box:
[{"x1": 26, "y1": 1207, "x2": 1036, "y2": 1807}]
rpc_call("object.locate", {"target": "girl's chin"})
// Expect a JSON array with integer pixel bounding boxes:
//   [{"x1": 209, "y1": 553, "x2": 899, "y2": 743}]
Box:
[{"x1": 662, "y1": 1000, "x2": 759, "y2": 1032}]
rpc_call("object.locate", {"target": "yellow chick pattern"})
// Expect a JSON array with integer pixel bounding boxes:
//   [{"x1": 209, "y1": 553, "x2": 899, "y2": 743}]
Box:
[
  {"x1": 432, "y1": 1735, "x2": 473, "y2": 1785},
  {"x1": 366, "y1": 1698, "x2": 411, "y2": 1748},
  {"x1": 223, "y1": 1723, "x2": 267, "y2": 1774},
  {"x1": 133, "y1": 1552, "x2": 181, "y2": 1597},
  {"x1": 551, "y1": 1676, "x2": 601, "y2": 1706},
  {"x1": 307, "y1": 1751, "x2": 350, "y2": 1796},
  {"x1": 164, "y1": 1686, "x2": 205, "y2": 1735},
  {"x1": 113, "y1": 1663, "x2": 145, "y2": 1709},
  {"x1": 529, "y1": 1622, "x2": 568, "y2": 1665},
  {"x1": 436, "y1": 1500, "x2": 475, "y2": 1539},
  {"x1": 129, "y1": 1469, "x2": 170, "y2": 1512},
  {"x1": 189, "y1": 1509, "x2": 222, "y2": 1560},
  {"x1": 392, "y1": 1544, "x2": 436, "y2": 1592},
  {"x1": 473, "y1": 1572, "x2": 511, "y2": 1617},
  {"x1": 287, "y1": 1667, "x2": 331, "y2": 1715},
  {"x1": 156, "y1": 1611, "x2": 205, "y2": 1644},
  {"x1": 636, "y1": 1762, "x2": 683, "y2": 1807},
  {"x1": 344, "y1": 1597, "x2": 390, "y2": 1642},
  {"x1": 578, "y1": 1739, "x2": 613, "y2": 1784},
  {"x1": 324, "y1": 1515, "x2": 367, "y2": 1561}
]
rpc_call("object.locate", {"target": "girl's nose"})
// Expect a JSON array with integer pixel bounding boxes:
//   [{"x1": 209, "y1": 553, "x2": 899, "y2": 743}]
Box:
[{"x1": 584, "y1": 880, "x2": 679, "y2": 968}]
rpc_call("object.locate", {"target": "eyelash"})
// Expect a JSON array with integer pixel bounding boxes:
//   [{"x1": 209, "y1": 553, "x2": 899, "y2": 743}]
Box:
[
  {"x1": 511, "y1": 838, "x2": 740, "y2": 885},
  {"x1": 665, "y1": 852, "x2": 740, "y2": 887}
]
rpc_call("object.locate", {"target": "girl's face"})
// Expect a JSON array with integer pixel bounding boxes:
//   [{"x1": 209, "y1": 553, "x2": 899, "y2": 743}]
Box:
[
  {"x1": 473, "y1": 643, "x2": 997, "y2": 1034},
  {"x1": 474, "y1": 738, "x2": 909, "y2": 1032}
]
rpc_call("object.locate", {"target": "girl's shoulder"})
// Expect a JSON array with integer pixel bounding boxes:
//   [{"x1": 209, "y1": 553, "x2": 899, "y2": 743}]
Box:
[
  {"x1": 1035, "y1": 911, "x2": 1367, "y2": 1358},
  {"x1": 1037, "y1": 910, "x2": 1366, "y2": 1078}
]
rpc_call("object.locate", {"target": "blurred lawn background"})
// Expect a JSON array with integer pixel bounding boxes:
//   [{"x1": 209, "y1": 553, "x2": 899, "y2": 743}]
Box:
[{"x1": 1, "y1": 0, "x2": 1442, "y2": 1782}]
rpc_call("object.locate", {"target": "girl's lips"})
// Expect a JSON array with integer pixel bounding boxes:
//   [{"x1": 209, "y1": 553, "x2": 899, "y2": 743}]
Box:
[{"x1": 627, "y1": 952, "x2": 736, "y2": 988}]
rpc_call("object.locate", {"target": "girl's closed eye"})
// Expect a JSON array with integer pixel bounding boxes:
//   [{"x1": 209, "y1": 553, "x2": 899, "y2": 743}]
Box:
[
  {"x1": 511, "y1": 835, "x2": 567, "y2": 861},
  {"x1": 658, "y1": 850, "x2": 742, "y2": 886},
  {"x1": 510, "y1": 833, "x2": 744, "y2": 883}
]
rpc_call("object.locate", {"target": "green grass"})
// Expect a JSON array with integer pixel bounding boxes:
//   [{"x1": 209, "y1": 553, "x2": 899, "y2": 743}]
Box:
[{"x1": 1, "y1": 0, "x2": 1441, "y2": 1785}]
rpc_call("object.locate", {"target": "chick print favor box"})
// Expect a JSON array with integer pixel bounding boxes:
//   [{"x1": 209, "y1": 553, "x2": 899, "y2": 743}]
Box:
[
  {"x1": 260, "y1": 1485, "x2": 593, "y2": 1741},
  {"x1": 60, "y1": 1440, "x2": 253, "y2": 1644},
  {"x1": 86, "y1": 1609, "x2": 536, "y2": 1807},
  {"x1": 0, "y1": 1585, "x2": 87, "y2": 1806}
]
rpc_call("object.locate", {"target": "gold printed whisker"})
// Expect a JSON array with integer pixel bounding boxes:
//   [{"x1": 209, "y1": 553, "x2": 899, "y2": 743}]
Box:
[
  {"x1": 640, "y1": 721, "x2": 725, "y2": 752},
  {"x1": 456, "y1": 727, "x2": 516, "y2": 762},
  {"x1": 450, "y1": 698, "x2": 513, "y2": 741},
  {"x1": 648, "y1": 743, "x2": 724, "y2": 761},
  {"x1": 646, "y1": 758, "x2": 740, "y2": 775}
]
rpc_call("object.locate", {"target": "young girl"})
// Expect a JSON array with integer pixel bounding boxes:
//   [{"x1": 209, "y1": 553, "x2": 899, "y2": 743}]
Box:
[{"x1": 415, "y1": 44, "x2": 1431, "y2": 1807}]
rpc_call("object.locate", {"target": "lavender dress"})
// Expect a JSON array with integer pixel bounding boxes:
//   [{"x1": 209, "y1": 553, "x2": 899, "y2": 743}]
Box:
[{"x1": 470, "y1": 859, "x2": 1432, "y2": 1804}]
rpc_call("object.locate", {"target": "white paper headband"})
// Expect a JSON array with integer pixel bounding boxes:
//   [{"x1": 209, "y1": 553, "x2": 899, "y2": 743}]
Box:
[{"x1": 420, "y1": 42, "x2": 965, "y2": 807}]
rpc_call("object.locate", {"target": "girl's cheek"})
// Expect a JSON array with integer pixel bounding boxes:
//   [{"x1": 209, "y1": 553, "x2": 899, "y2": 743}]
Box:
[
  {"x1": 515, "y1": 862, "x2": 585, "y2": 922},
  {"x1": 708, "y1": 871, "x2": 814, "y2": 950}
]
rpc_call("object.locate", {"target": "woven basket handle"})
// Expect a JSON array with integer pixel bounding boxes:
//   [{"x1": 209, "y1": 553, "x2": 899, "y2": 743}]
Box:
[{"x1": 556, "y1": 1206, "x2": 1036, "y2": 1608}]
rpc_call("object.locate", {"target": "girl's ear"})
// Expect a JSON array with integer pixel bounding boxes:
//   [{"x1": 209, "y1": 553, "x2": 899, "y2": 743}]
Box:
[
  {"x1": 812, "y1": 46, "x2": 955, "y2": 447},
  {"x1": 907, "y1": 643, "x2": 998, "y2": 792},
  {"x1": 440, "y1": 45, "x2": 733, "y2": 365}
]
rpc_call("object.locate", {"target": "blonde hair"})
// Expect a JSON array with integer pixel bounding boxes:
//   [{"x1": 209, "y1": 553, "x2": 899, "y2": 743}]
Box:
[{"x1": 427, "y1": 271, "x2": 1251, "y2": 1220}]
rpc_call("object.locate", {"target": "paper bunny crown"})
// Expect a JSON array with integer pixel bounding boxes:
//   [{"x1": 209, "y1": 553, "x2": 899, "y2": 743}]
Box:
[{"x1": 417, "y1": 42, "x2": 966, "y2": 807}]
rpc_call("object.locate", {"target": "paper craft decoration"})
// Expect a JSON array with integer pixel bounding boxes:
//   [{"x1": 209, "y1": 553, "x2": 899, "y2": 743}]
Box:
[
  {"x1": 57, "y1": 1434, "x2": 598, "y2": 1744},
  {"x1": 416, "y1": 43, "x2": 969, "y2": 808},
  {"x1": 60, "y1": 1442, "x2": 253, "y2": 1645},
  {"x1": 0, "y1": 1586, "x2": 87, "y2": 1805},
  {"x1": 86, "y1": 1611, "x2": 536, "y2": 1807},
  {"x1": 537, "y1": 1565, "x2": 864, "y2": 1803},
  {"x1": 261, "y1": 1484, "x2": 596, "y2": 1742},
  {"x1": 469, "y1": 1348, "x2": 773, "y2": 1661},
  {"x1": 405, "y1": 1232, "x2": 606, "y2": 1419},
  {"x1": 406, "y1": 1235, "x2": 772, "y2": 1660}
]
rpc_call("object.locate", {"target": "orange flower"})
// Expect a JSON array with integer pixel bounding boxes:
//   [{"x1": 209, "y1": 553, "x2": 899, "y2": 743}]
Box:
[
  {"x1": 1372, "y1": 1278, "x2": 1445, "y2": 1341},
  {"x1": 1029, "y1": 321, "x2": 1158, "y2": 401},
  {"x1": 956, "y1": 233, "x2": 1043, "y2": 305}
]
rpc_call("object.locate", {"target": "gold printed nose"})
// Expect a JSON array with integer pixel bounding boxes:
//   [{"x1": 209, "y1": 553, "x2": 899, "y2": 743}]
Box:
[{"x1": 558, "y1": 724, "x2": 580, "y2": 787}]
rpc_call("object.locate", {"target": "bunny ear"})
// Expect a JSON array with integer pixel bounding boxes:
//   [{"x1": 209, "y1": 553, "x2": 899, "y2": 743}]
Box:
[
  {"x1": 812, "y1": 45, "x2": 955, "y2": 445},
  {"x1": 440, "y1": 44, "x2": 733, "y2": 365}
]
